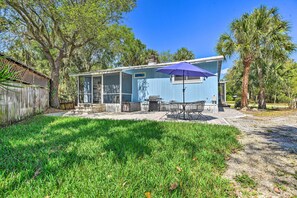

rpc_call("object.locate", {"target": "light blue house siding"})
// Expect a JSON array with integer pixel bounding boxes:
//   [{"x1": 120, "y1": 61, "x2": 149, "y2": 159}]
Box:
[{"x1": 124, "y1": 61, "x2": 218, "y2": 104}]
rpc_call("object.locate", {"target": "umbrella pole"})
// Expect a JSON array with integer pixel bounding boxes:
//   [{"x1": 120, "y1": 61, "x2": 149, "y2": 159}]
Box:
[{"x1": 183, "y1": 71, "x2": 185, "y2": 120}]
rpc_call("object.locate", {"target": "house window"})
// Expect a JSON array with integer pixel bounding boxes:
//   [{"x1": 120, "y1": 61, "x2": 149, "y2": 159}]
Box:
[
  {"x1": 172, "y1": 75, "x2": 202, "y2": 84},
  {"x1": 134, "y1": 72, "x2": 146, "y2": 78}
]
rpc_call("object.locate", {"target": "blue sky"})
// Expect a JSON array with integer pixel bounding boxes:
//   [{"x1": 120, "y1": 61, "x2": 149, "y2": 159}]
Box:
[{"x1": 124, "y1": 0, "x2": 297, "y2": 75}]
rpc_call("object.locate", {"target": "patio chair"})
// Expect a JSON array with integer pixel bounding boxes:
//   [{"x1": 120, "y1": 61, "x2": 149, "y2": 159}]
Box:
[
  {"x1": 187, "y1": 101, "x2": 206, "y2": 120},
  {"x1": 168, "y1": 101, "x2": 181, "y2": 118}
]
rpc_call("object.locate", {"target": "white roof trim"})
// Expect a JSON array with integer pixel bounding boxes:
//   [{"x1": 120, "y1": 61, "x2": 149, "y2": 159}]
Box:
[{"x1": 70, "y1": 55, "x2": 224, "y2": 77}]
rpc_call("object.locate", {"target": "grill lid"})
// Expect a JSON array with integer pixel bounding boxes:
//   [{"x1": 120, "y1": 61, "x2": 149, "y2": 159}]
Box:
[{"x1": 148, "y1": 95, "x2": 162, "y2": 101}]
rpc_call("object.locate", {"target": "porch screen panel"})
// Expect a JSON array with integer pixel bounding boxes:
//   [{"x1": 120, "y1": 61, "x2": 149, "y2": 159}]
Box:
[
  {"x1": 79, "y1": 76, "x2": 92, "y2": 103},
  {"x1": 122, "y1": 73, "x2": 132, "y2": 102},
  {"x1": 103, "y1": 73, "x2": 120, "y2": 103},
  {"x1": 93, "y1": 76, "x2": 102, "y2": 103}
]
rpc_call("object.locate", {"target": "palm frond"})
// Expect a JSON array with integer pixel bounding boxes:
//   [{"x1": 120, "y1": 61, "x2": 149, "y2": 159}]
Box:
[
  {"x1": 0, "y1": 57, "x2": 23, "y2": 90},
  {"x1": 216, "y1": 33, "x2": 235, "y2": 59}
]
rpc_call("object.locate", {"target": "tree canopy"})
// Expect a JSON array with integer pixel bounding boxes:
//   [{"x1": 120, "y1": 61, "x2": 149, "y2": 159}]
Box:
[
  {"x1": 0, "y1": 1, "x2": 199, "y2": 106},
  {"x1": 0, "y1": 0, "x2": 136, "y2": 107},
  {"x1": 217, "y1": 6, "x2": 295, "y2": 109},
  {"x1": 158, "y1": 47, "x2": 195, "y2": 63},
  {"x1": 172, "y1": 47, "x2": 195, "y2": 61}
]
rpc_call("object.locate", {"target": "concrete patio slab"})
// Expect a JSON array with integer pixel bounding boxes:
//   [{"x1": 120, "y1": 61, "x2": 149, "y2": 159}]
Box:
[
  {"x1": 45, "y1": 112, "x2": 67, "y2": 117},
  {"x1": 45, "y1": 107, "x2": 245, "y2": 125}
]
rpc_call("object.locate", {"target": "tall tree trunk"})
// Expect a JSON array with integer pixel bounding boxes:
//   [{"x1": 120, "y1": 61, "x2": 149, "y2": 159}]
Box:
[
  {"x1": 44, "y1": 48, "x2": 65, "y2": 108},
  {"x1": 257, "y1": 65, "x2": 266, "y2": 109},
  {"x1": 241, "y1": 58, "x2": 251, "y2": 109},
  {"x1": 50, "y1": 60, "x2": 61, "y2": 108}
]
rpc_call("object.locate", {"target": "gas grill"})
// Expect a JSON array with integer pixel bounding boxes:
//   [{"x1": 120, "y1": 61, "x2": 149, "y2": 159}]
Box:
[{"x1": 148, "y1": 95, "x2": 162, "y2": 111}]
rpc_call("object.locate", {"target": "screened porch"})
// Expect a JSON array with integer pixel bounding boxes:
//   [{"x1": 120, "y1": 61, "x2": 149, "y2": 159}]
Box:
[{"x1": 78, "y1": 72, "x2": 132, "y2": 105}]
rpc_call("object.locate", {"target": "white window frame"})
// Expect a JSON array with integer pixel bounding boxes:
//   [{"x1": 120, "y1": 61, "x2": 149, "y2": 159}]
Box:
[
  {"x1": 171, "y1": 75, "x2": 203, "y2": 84},
  {"x1": 133, "y1": 72, "x2": 146, "y2": 78}
]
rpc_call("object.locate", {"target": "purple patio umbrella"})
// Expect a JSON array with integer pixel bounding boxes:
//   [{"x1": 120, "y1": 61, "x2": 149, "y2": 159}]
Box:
[{"x1": 156, "y1": 62, "x2": 215, "y2": 119}]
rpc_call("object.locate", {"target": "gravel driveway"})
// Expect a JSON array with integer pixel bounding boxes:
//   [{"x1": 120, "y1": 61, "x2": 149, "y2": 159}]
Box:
[{"x1": 225, "y1": 111, "x2": 297, "y2": 197}]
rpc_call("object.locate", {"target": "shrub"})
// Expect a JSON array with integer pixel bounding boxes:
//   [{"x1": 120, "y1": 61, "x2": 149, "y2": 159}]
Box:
[
  {"x1": 235, "y1": 98, "x2": 241, "y2": 108},
  {"x1": 277, "y1": 94, "x2": 291, "y2": 103},
  {"x1": 226, "y1": 95, "x2": 233, "y2": 101}
]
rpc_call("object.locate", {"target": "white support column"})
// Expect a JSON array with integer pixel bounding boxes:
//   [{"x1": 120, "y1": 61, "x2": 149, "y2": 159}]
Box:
[
  {"x1": 77, "y1": 76, "x2": 80, "y2": 106},
  {"x1": 216, "y1": 61, "x2": 219, "y2": 108},
  {"x1": 101, "y1": 75, "x2": 104, "y2": 104},
  {"x1": 91, "y1": 75, "x2": 93, "y2": 104},
  {"x1": 119, "y1": 71, "x2": 122, "y2": 112},
  {"x1": 224, "y1": 82, "x2": 227, "y2": 103}
]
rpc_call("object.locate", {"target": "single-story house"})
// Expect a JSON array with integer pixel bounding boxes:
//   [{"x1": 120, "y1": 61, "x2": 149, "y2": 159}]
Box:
[{"x1": 71, "y1": 55, "x2": 226, "y2": 112}]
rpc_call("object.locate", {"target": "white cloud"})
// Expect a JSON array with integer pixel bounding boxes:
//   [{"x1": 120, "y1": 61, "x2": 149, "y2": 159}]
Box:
[{"x1": 221, "y1": 68, "x2": 229, "y2": 75}]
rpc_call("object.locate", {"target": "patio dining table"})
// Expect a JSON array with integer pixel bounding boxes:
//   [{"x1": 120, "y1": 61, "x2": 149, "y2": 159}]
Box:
[
  {"x1": 172, "y1": 102, "x2": 190, "y2": 109},
  {"x1": 169, "y1": 101, "x2": 204, "y2": 120}
]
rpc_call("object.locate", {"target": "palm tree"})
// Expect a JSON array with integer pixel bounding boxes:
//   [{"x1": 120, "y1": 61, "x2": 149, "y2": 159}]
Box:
[
  {"x1": 216, "y1": 13, "x2": 257, "y2": 109},
  {"x1": 252, "y1": 7, "x2": 295, "y2": 109},
  {"x1": 146, "y1": 49, "x2": 160, "y2": 64},
  {"x1": 217, "y1": 6, "x2": 295, "y2": 109},
  {"x1": 173, "y1": 47, "x2": 195, "y2": 61}
]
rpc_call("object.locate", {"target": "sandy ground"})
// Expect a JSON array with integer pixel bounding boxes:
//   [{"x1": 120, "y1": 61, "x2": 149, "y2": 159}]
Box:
[{"x1": 225, "y1": 111, "x2": 297, "y2": 197}]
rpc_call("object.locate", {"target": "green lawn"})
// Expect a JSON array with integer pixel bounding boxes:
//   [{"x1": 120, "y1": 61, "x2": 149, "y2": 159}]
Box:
[
  {"x1": 227, "y1": 101, "x2": 289, "y2": 109},
  {"x1": 0, "y1": 116, "x2": 240, "y2": 197}
]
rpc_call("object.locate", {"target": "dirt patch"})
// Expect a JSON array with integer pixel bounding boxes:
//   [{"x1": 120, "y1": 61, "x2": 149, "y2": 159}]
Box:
[
  {"x1": 242, "y1": 109, "x2": 297, "y2": 118},
  {"x1": 225, "y1": 112, "x2": 297, "y2": 197}
]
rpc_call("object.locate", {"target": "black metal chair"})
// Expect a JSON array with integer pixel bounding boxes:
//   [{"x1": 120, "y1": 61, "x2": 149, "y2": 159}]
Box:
[
  {"x1": 167, "y1": 100, "x2": 181, "y2": 118},
  {"x1": 187, "y1": 101, "x2": 206, "y2": 120}
]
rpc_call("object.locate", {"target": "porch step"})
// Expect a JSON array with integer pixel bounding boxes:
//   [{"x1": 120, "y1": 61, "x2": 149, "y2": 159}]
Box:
[
  {"x1": 74, "y1": 104, "x2": 106, "y2": 114},
  {"x1": 72, "y1": 110, "x2": 92, "y2": 114}
]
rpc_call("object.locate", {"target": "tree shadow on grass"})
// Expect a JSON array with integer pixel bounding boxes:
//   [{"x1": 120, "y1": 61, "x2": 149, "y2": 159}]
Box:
[
  {"x1": 0, "y1": 116, "x2": 165, "y2": 194},
  {"x1": 42, "y1": 117, "x2": 165, "y2": 161}
]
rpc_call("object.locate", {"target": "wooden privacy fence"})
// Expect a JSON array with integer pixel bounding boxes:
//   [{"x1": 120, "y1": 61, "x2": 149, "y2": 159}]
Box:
[
  {"x1": 0, "y1": 85, "x2": 49, "y2": 125},
  {"x1": 0, "y1": 54, "x2": 50, "y2": 126}
]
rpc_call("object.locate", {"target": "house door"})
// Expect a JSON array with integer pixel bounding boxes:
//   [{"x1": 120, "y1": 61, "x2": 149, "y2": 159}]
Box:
[
  {"x1": 79, "y1": 76, "x2": 92, "y2": 103},
  {"x1": 93, "y1": 76, "x2": 102, "y2": 103}
]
